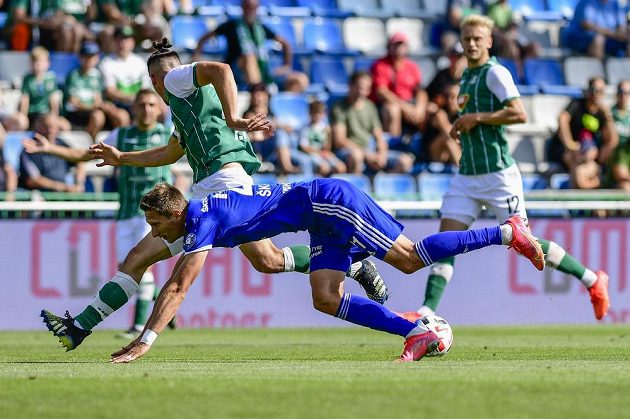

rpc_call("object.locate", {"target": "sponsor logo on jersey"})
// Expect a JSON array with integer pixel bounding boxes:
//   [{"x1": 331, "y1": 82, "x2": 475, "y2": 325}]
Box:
[
  {"x1": 151, "y1": 134, "x2": 162, "y2": 144},
  {"x1": 310, "y1": 245, "x2": 323, "y2": 258},
  {"x1": 184, "y1": 233, "x2": 196, "y2": 248},
  {"x1": 458, "y1": 94, "x2": 470, "y2": 111}
]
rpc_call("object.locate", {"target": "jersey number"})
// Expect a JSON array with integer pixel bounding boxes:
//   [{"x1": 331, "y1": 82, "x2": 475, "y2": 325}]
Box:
[{"x1": 506, "y1": 195, "x2": 520, "y2": 214}]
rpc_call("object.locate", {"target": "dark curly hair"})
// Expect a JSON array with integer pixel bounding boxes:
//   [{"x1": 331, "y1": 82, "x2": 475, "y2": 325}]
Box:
[{"x1": 146, "y1": 37, "x2": 181, "y2": 71}]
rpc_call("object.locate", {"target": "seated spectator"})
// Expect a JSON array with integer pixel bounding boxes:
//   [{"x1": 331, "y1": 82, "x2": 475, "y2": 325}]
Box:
[
  {"x1": 419, "y1": 82, "x2": 462, "y2": 165},
  {"x1": 564, "y1": 0, "x2": 629, "y2": 59},
  {"x1": 193, "y1": 0, "x2": 308, "y2": 92},
  {"x1": 3, "y1": 0, "x2": 35, "y2": 51},
  {"x1": 19, "y1": 47, "x2": 71, "y2": 131},
  {"x1": 18, "y1": 115, "x2": 85, "y2": 193},
  {"x1": 298, "y1": 101, "x2": 346, "y2": 177},
  {"x1": 487, "y1": 0, "x2": 540, "y2": 65},
  {"x1": 607, "y1": 80, "x2": 630, "y2": 190},
  {"x1": 63, "y1": 42, "x2": 130, "y2": 139},
  {"x1": 0, "y1": 123, "x2": 17, "y2": 199},
  {"x1": 370, "y1": 33, "x2": 429, "y2": 137},
  {"x1": 550, "y1": 77, "x2": 618, "y2": 189},
  {"x1": 99, "y1": 26, "x2": 153, "y2": 113},
  {"x1": 331, "y1": 71, "x2": 414, "y2": 175},
  {"x1": 426, "y1": 44, "x2": 467, "y2": 103},
  {"x1": 36, "y1": 0, "x2": 93, "y2": 53},
  {"x1": 243, "y1": 83, "x2": 309, "y2": 174}
]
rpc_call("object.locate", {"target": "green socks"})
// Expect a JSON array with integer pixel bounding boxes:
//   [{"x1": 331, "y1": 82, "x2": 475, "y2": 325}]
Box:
[
  {"x1": 537, "y1": 239, "x2": 596, "y2": 287},
  {"x1": 423, "y1": 257, "x2": 455, "y2": 311},
  {"x1": 74, "y1": 271, "x2": 139, "y2": 330},
  {"x1": 282, "y1": 245, "x2": 311, "y2": 273}
]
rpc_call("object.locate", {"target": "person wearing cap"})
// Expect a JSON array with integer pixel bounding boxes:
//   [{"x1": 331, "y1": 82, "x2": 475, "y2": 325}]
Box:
[
  {"x1": 99, "y1": 26, "x2": 153, "y2": 112},
  {"x1": 370, "y1": 32, "x2": 428, "y2": 137},
  {"x1": 63, "y1": 41, "x2": 130, "y2": 139}
]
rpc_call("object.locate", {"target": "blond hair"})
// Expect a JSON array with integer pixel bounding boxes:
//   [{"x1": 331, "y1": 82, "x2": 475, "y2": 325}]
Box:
[
  {"x1": 140, "y1": 183, "x2": 187, "y2": 217},
  {"x1": 31, "y1": 46, "x2": 49, "y2": 62},
  {"x1": 460, "y1": 14, "x2": 495, "y2": 32}
]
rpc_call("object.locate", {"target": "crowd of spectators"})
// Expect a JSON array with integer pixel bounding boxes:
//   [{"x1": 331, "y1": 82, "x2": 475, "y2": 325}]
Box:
[{"x1": 1, "y1": 0, "x2": 630, "y2": 197}]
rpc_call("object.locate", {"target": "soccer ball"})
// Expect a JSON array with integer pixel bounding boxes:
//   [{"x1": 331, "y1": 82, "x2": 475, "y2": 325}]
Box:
[{"x1": 420, "y1": 314, "x2": 453, "y2": 356}]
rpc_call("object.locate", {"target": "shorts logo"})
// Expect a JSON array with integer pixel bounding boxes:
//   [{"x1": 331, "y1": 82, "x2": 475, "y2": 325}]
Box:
[
  {"x1": 184, "y1": 233, "x2": 196, "y2": 248},
  {"x1": 311, "y1": 245, "x2": 323, "y2": 258}
]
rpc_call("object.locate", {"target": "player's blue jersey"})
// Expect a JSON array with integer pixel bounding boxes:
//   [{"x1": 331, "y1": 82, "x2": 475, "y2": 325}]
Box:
[{"x1": 182, "y1": 178, "x2": 404, "y2": 272}]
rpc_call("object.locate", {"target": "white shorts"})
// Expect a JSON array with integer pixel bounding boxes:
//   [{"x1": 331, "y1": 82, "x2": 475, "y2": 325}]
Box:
[
  {"x1": 116, "y1": 216, "x2": 152, "y2": 263},
  {"x1": 440, "y1": 164, "x2": 527, "y2": 226},
  {"x1": 166, "y1": 165, "x2": 255, "y2": 255}
]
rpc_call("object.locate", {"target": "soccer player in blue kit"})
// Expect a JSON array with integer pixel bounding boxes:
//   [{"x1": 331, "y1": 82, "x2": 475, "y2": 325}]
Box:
[{"x1": 108, "y1": 178, "x2": 544, "y2": 363}]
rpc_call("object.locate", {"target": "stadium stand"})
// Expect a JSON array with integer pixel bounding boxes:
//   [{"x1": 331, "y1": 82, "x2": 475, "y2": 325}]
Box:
[
  {"x1": 330, "y1": 173, "x2": 372, "y2": 194},
  {"x1": 342, "y1": 18, "x2": 387, "y2": 56},
  {"x1": 373, "y1": 173, "x2": 417, "y2": 200}
]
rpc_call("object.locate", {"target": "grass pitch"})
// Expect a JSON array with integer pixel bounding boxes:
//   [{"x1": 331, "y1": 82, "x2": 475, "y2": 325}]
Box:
[{"x1": 1, "y1": 326, "x2": 629, "y2": 419}]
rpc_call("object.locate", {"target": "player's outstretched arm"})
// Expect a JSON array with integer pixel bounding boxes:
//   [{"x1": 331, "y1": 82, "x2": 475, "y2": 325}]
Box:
[
  {"x1": 22, "y1": 133, "x2": 91, "y2": 163},
  {"x1": 89, "y1": 135, "x2": 185, "y2": 168},
  {"x1": 110, "y1": 251, "x2": 208, "y2": 363},
  {"x1": 193, "y1": 61, "x2": 271, "y2": 133}
]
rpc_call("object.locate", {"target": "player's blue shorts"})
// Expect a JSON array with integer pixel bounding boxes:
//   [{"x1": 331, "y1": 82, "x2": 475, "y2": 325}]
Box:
[{"x1": 307, "y1": 179, "x2": 404, "y2": 273}]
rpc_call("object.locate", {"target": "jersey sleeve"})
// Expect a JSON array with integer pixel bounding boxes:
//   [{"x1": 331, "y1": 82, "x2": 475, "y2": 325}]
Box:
[
  {"x1": 486, "y1": 65, "x2": 520, "y2": 104},
  {"x1": 164, "y1": 63, "x2": 198, "y2": 99},
  {"x1": 182, "y1": 206, "x2": 219, "y2": 254}
]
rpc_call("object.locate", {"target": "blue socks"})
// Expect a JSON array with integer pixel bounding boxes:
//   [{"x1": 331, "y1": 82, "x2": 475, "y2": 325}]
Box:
[
  {"x1": 415, "y1": 226, "x2": 502, "y2": 266},
  {"x1": 336, "y1": 293, "x2": 418, "y2": 337}
]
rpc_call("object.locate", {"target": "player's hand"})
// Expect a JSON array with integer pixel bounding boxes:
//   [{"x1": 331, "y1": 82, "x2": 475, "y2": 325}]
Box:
[
  {"x1": 110, "y1": 341, "x2": 151, "y2": 363},
  {"x1": 227, "y1": 113, "x2": 272, "y2": 133},
  {"x1": 450, "y1": 114, "x2": 479, "y2": 138},
  {"x1": 88, "y1": 142, "x2": 123, "y2": 167},
  {"x1": 22, "y1": 133, "x2": 51, "y2": 154}
]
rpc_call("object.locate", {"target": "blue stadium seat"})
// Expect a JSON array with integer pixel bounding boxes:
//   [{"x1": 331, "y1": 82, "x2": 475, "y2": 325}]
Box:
[
  {"x1": 509, "y1": 0, "x2": 560, "y2": 21},
  {"x1": 523, "y1": 58, "x2": 564, "y2": 87},
  {"x1": 260, "y1": 0, "x2": 310, "y2": 16},
  {"x1": 263, "y1": 17, "x2": 311, "y2": 54},
  {"x1": 303, "y1": 18, "x2": 355, "y2": 55},
  {"x1": 171, "y1": 16, "x2": 226, "y2": 53},
  {"x1": 417, "y1": 173, "x2": 453, "y2": 201},
  {"x1": 296, "y1": 0, "x2": 352, "y2": 18},
  {"x1": 546, "y1": 0, "x2": 579, "y2": 18},
  {"x1": 50, "y1": 52, "x2": 80, "y2": 86},
  {"x1": 197, "y1": 0, "x2": 226, "y2": 17},
  {"x1": 3, "y1": 131, "x2": 31, "y2": 170},
  {"x1": 330, "y1": 173, "x2": 372, "y2": 194},
  {"x1": 270, "y1": 93, "x2": 309, "y2": 130},
  {"x1": 373, "y1": 173, "x2": 417, "y2": 200},
  {"x1": 498, "y1": 57, "x2": 521, "y2": 84},
  {"x1": 310, "y1": 56, "x2": 348, "y2": 93},
  {"x1": 353, "y1": 57, "x2": 375, "y2": 72},
  {"x1": 0, "y1": 51, "x2": 31, "y2": 85},
  {"x1": 550, "y1": 173, "x2": 570, "y2": 189},
  {"x1": 521, "y1": 174, "x2": 549, "y2": 191},
  {"x1": 252, "y1": 173, "x2": 279, "y2": 184},
  {"x1": 336, "y1": 0, "x2": 390, "y2": 18},
  {"x1": 381, "y1": 0, "x2": 432, "y2": 19}
]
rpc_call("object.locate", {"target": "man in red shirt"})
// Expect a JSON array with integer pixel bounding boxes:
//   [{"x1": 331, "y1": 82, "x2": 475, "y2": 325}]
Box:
[{"x1": 370, "y1": 33, "x2": 429, "y2": 137}]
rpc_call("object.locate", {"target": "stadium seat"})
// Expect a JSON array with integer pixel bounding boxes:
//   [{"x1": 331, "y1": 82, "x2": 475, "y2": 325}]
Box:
[
  {"x1": 523, "y1": 58, "x2": 564, "y2": 87},
  {"x1": 171, "y1": 16, "x2": 226, "y2": 53},
  {"x1": 381, "y1": 0, "x2": 430, "y2": 19},
  {"x1": 417, "y1": 173, "x2": 453, "y2": 201},
  {"x1": 59, "y1": 131, "x2": 93, "y2": 150},
  {"x1": 50, "y1": 52, "x2": 80, "y2": 87},
  {"x1": 563, "y1": 57, "x2": 606, "y2": 88},
  {"x1": 0, "y1": 52, "x2": 31, "y2": 87},
  {"x1": 0, "y1": 89, "x2": 22, "y2": 114},
  {"x1": 310, "y1": 56, "x2": 348, "y2": 93},
  {"x1": 303, "y1": 18, "x2": 354, "y2": 55},
  {"x1": 330, "y1": 173, "x2": 372, "y2": 194},
  {"x1": 421, "y1": 0, "x2": 448, "y2": 18},
  {"x1": 336, "y1": 0, "x2": 390, "y2": 18},
  {"x1": 529, "y1": 94, "x2": 571, "y2": 131},
  {"x1": 296, "y1": 0, "x2": 352, "y2": 18},
  {"x1": 546, "y1": 0, "x2": 579, "y2": 19},
  {"x1": 343, "y1": 18, "x2": 386, "y2": 56},
  {"x1": 510, "y1": 0, "x2": 560, "y2": 21},
  {"x1": 284, "y1": 173, "x2": 322, "y2": 183},
  {"x1": 550, "y1": 173, "x2": 570, "y2": 189},
  {"x1": 3, "y1": 131, "x2": 31, "y2": 170},
  {"x1": 521, "y1": 174, "x2": 549, "y2": 191},
  {"x1": 413, "y1": 57, "x2": 436, "y2": 88},
  {"x1": 386, "y1": 18, "x2": 425, "y2": 56},
  {"x1": 373, "y1": 173, "x2": 417, "y2": 200},
  {"x1": 263, "y1": 17, "x2": 310, "y2": 55},
  {"x1": 498, "y1": 57, "x2": 521, "y2": 84},
  {"x1": 260, "y1": 0, "x2": 310, "y2": 17},
  {"x1": 270, "y1": 93, "x2": 309, "y2": 130},
  {"x1": 197, "y1": 0, "x2": 226, "y2": 17},
  {"x1": 507, "y1": 133, "x2": 545, "y2": 174},
  {"x1": 353, "y1": 57, "x2": 375, "y2": 72},
  {"x1": 605, "y1": 57, "x2": 630, "y2": 86}
]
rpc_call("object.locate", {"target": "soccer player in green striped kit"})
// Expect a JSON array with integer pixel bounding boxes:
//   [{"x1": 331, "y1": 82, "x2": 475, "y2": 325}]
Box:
[
  {"x1": 400, "y1": 15, "x2": 610, "y2": 322},
  {"x1": 24, "y1": 89, "x2": 175, "y2": 337},
  {"x1": 41, "y1": 38, "x2": 386, "y2": 351}
]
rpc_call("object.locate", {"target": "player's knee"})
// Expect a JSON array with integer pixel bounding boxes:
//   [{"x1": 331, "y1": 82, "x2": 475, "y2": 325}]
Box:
[
  {"x1": 311, "y1": 294, "x2": 337, "y2": 315},
  {"x1": 398, "y1": 260, "x2": 419, "y2": 274}
]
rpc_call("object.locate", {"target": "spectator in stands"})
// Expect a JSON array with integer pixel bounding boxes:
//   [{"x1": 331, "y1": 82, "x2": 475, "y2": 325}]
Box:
[
  {"x1": 242, "y1": 83, "x2": 308, "y2": 174},
  {"x1": 99, "y1": 26, "x2": 153, "y2": 113},
  {"x1": 426, "y1": 43, "x2": 467, "y2": 103},
  {"x1": 298, "y1": 101, "x2": 346, "y2": 177},
  {"x1": 564, "y1": 0, "x2": 630, "y2": 59},
  {"x1": 607, "y1": 80, "x2": 630, "y2": 190},
  {"x1": 0, "y1": 123, "x2": 17, "y2": 199},
  {"x1": 63, "y1": 41, "x2": 130, "y2": 140},
  {"x1": 369, "y1": 33, "x2": 429, "y2": 137},
  {"x1": 331, "y1": 71, "x2": 414, "y2": 175},
  {"x1": 551, "y1": 77, "x2": 618, "y2": 189},
  {"x1": 487, "y1": 0, "x2": 540, "y2": 65},
  {"x1": 418, "y1": 82, "x2": 462, "y2": 165},
  {"x1": 95, "y1": 0, "x2": 170, "y2": 53},
  {"x1": 35, "y1": 0, "x2": 94, "y2": 53},
  {"x1": 19, "y1": 47, "x2": 71, "y2": 131},
  {"x1": 3, "y1": 0, "x2": 35, "y2": 51},
  {"x1": 18, "y1": 114, "x2": 85, "y2": 193},
  {"x1": 193, "y1": 0, "x2": 308, "y2": 92}
]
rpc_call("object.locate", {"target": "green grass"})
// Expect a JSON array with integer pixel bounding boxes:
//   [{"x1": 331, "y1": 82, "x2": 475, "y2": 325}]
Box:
[{"x1": 1, "y1": 326, "x2": 630, "y2": 419}]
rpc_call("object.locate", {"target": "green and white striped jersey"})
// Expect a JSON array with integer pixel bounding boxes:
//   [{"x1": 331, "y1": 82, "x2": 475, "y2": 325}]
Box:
[
  {"x1": 164, "y1": 63, "x2": 260, "y2": 183},
  {"x1": 457, "y1": 57, "x2": 519, "y2": 175},
  {"x1": 105, "y1": 124, "x2": 172, "y2": 220}
]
